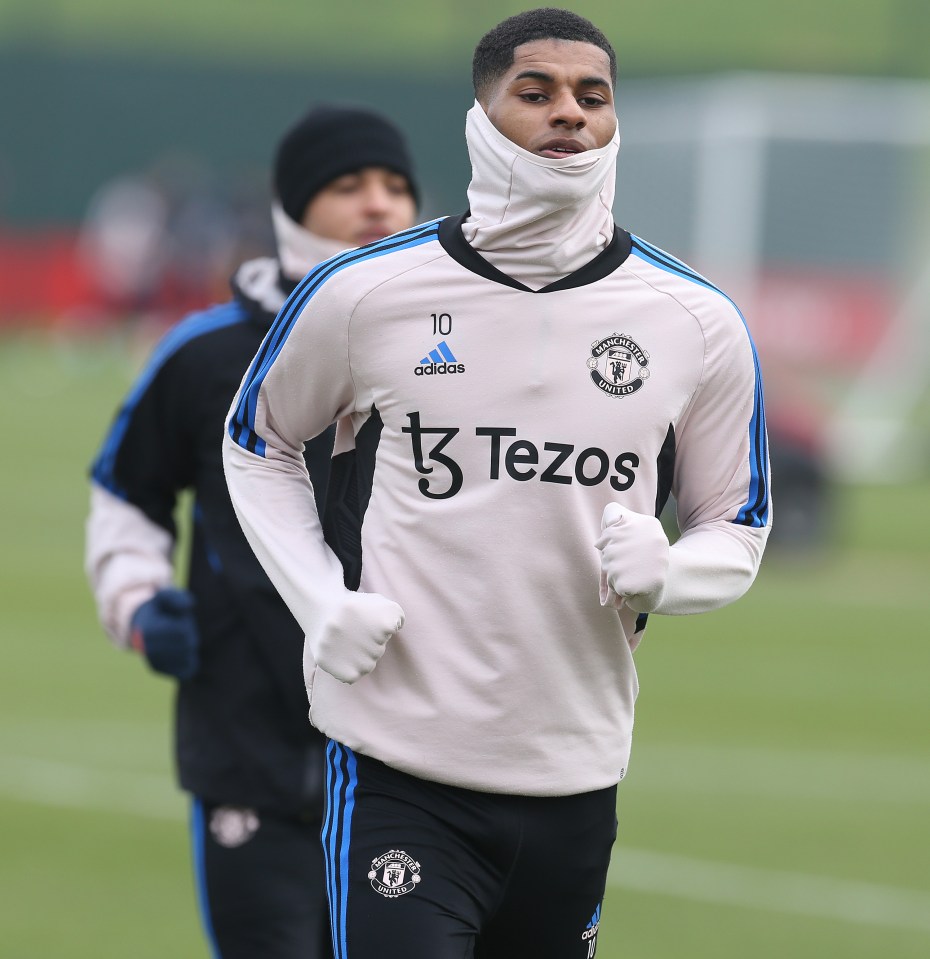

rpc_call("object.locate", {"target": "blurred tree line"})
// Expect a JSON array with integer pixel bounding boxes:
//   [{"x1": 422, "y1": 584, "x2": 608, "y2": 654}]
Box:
[{"x1": 2, "y1": 0, "x2": 930, "y2": 226}]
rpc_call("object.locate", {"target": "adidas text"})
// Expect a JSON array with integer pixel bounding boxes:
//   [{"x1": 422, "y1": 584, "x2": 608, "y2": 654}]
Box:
[{"x1": 414, "y1": 362, "x2": 466, "y2": 376}]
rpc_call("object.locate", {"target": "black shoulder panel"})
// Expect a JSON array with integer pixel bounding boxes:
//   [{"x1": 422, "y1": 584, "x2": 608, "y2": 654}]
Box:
[
  {"x1": 655, "y1": 423, "x2": 676, "y2": 519},
  {"x1": 322, "y1": 409, "x2": 384, "y2": 590}
]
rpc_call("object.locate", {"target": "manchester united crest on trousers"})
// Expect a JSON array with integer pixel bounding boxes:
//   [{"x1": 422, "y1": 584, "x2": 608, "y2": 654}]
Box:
[
  {"x1": 587, "y1": 334, "x2": 650, "y2": 397},
  {"x1": 368, "y1": 849, "x2": 423, "y2": 898}
]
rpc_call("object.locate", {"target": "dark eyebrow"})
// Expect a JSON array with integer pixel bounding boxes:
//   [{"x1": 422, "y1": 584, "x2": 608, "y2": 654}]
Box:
[
  {"x1": 513, "y1": 69, "x2": 555, "y2": 84},
  {"x1": 578, "y1": 75, "x2": 611, "y2": 90},
  {"x1": 512, "y1": 69, "x2": 611, "y2": 90}
]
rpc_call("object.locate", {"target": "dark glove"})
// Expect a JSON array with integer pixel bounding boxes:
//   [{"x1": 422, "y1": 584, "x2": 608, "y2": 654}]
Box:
[{"x1": 130, "y1": 588, "x2": 200, "y2": 681}]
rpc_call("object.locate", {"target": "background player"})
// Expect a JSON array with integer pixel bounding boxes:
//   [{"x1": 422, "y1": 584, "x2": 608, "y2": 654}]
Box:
[{"x1": 85, "y1": 103, "x2": 419, "y2": 959}]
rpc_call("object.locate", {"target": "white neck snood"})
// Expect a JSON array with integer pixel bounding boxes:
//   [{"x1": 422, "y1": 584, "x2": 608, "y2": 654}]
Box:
[
  {"x1": 271, "y1": 201, "x2": 351, "y2": 282},
  {"x1": 461, "y1": 101, "x2": 620, "y2": 290}
]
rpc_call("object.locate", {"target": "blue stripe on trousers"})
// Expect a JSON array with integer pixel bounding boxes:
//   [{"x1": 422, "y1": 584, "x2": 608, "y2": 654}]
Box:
[
  {"x1": 323, "y1": 741, "x2": 358, "y2": 959},
  {"x1": 190, "y1": 798, "x2": 222, "y2": 959}
]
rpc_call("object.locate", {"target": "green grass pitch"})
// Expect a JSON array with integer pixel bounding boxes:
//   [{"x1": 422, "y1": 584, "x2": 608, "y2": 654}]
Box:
[{"x1": 1, "y1": 334, "x2": 928, "y2": 957}]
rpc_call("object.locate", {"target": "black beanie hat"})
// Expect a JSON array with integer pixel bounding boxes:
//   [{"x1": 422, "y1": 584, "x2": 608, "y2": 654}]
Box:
[{"x1": 273, "y1": 104, "x2": 419, "y2": 223}]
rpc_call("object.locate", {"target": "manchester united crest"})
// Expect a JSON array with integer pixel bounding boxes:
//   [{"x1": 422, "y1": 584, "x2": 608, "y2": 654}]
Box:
[
  {"x1": 368, "y1": 849, "x2": 423, "y2": 899},
  {"x1": 209, "y1": 806, "x2": 260, "y2": 848},
  {"x1": 587, "y1": 334, "x2": 650, "y2": 397}
]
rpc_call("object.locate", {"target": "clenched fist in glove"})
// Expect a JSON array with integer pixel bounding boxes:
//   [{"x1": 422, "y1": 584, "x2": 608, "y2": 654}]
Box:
[
  {"x1": 595, "y1": 503, "x2": 670, "y2": 613},
  {"x1": 130, "y1": 588, "x2": 200, "y2": 680},
  {"x1": 308, "y1": 591, "x2": 405, "y2": 684}
]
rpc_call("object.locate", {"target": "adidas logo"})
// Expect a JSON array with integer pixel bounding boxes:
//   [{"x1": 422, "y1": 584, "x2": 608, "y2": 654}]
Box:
[
  {"x1": 414, "y1": 340, "x2": 465, "y2": 376},
  {"x1": 419, "y1": 340, "x2": 456, "y2": 365},
  {"x1": 581, "y1": 904, "x2": 601, "y2": 942}
]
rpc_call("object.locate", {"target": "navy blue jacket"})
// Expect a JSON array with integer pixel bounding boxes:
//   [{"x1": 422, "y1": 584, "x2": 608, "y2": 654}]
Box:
[{"x1": 91, "y1": 261, "x2": 333, "y2": 817}]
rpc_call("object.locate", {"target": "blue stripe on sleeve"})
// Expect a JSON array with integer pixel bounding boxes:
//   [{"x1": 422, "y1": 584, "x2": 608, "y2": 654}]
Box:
[
  {"x1": 91, "y1": 302, "x2": 244, "y2": 497},
  {"x1": 193, "y1": 501, "x2": 223, "y2": 573},
  {"x1": 630, "y1": 236, "x2": 770, "y2": 527},
  {"x1": 228, "y1": 221, "x2": 442, "y2": 457}
]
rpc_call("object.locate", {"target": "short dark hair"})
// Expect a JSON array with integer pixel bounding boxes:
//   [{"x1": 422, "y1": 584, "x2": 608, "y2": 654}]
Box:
[{"x1": 472, "y1": 7, "x2": 617, "y2": 100}]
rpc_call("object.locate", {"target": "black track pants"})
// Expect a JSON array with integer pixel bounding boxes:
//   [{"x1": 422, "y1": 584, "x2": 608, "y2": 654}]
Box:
[
  {"x1": 322, "y1": 741, "x2": 617, "y2": 959},
  {"x1": 191, "y1": 798, "x2": 333, "y2": 959}
]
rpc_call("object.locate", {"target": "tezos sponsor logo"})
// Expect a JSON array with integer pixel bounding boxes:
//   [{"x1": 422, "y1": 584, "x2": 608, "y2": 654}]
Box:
[
  {"x1": 368, "y1": 849, "x2": 423, "y2": 898},
  {"x1": 402, "y1": 411, "x2": 640, "y2": 500},
  {"x1": 587, "y1": 333, "x2": 650, "y2": 397}
]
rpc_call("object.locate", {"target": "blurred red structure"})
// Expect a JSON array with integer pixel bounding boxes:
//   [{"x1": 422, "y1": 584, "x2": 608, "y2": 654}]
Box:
[
  {"x1": 0, "y1": 228, "x2": 95, "y2": 327},
  {"x1": 751, "y1": 270, "x2": 894, "y2": 370},
  {"x1": 0, "y1": 231, "x2": 895, "y2": 364},
  {"x1": 0, "y1": 227, "x2": 226, "y2": 330}
]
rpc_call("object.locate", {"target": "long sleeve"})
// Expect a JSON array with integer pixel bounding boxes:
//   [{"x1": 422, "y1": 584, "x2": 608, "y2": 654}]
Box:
[
  {"x1": 651, "y1": 521, "x2": 769, "y2": 615},
  {"x1": 85, "y1": 314, "x2": 204, "y2": 642},
  {"x1": 652, "y1": 301, "x2": 771, "y2": 615},
  {"x1": 595, "y1": 279, "x2": 772, "y2": 617},
  {"x1": 223, "y1": 267, "x2": 367, "y2": 641},
  {"x1": 85, "y1": 483, "x2": 174, "y2": 646}
]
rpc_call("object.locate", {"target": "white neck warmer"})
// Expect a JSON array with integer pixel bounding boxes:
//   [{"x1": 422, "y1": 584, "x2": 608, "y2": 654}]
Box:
[
  {"x1": 461, "y1": 101, "x2": 619, "y2": 290},
  {"x1": 271, "y1": 201, "x2": 351, "y2": 282}
]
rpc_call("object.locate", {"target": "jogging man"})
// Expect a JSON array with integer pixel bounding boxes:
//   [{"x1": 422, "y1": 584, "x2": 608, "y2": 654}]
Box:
[
  {"x1": 224, "y1": 10, "x2": 771, "y2": 958},
  {"x1": 85, "y1": 104, "x2": 419, "y2": 959}
]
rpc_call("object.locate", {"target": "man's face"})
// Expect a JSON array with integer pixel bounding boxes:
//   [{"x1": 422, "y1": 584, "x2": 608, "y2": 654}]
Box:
[
  {"x1": 301, "y1": 167, "x2": 417, "y2": 246},
  {"x1": 480, "y1": 39, "x2": 616, "y2": 157}
]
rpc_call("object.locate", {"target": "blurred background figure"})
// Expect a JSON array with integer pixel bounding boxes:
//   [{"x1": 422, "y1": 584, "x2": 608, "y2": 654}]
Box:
[
  {"x1": 77, "y1": 171, "x2": 170, "y2": 322},
  {"x1": 83, "y1": 104, "x2": 419, "y2": 959},
  {"x1": 77, "y1": 152, "x2": 251, "y2": 326}
]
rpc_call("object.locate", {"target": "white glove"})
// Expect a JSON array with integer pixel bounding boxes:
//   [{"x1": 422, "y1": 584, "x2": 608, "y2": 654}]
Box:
[
  {"x1": 308, "y1": 591, "x2": 405, "y2": 684},
  {"x1": 595, "y1": 503, "x2": 670, "y2": 613}
]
